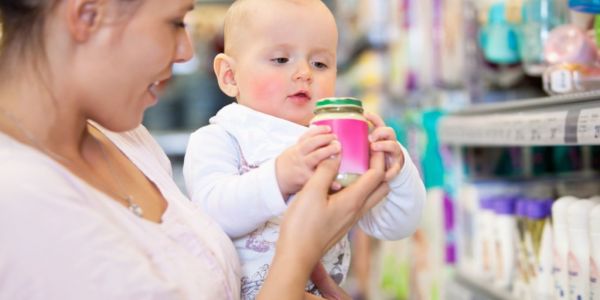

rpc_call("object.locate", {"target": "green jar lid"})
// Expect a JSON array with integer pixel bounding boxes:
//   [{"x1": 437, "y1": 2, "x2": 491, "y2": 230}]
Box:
[{"x1": 315, "y1": 97, "x2": 362, "y2": 108}]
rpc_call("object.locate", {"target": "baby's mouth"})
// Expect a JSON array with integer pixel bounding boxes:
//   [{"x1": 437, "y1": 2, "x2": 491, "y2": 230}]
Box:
[{"x1": 288, "y1": 91, "x2": 311, "y2": 102}]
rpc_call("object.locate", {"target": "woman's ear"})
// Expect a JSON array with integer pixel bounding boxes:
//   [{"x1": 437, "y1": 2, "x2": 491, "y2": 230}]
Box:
[
  {"x1": 67, "y1": 0, "x2": 103, "y2": 42},
  {"x1": 213, "y1": 53, "x2": 239, "y2": 98}
]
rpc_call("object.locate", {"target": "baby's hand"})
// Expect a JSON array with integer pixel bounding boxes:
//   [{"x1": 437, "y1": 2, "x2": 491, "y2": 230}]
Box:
[
  {"x1": 276, "y1": 126, "x2": 341, "y2": 198},
  {"x1": 365, "y1": 112, "x2": 405, "y2": 181}
]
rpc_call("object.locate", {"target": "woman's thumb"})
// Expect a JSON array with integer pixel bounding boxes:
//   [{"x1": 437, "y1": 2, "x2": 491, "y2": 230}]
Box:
[{"x1": 303, "y1": 156, "x2": 341, "y2": 196}]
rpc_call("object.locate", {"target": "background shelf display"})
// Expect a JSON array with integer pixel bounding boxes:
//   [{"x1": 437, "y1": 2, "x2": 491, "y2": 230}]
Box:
[
  {"x1": 452, "y1": 270, "x2": 517, "y2": 300},
  {"x1": 152, "y1": 131, "x2": 192, "y2": 157},
  {"x1": 438, "y1": 91, "x2": 600, "y2": 146}
]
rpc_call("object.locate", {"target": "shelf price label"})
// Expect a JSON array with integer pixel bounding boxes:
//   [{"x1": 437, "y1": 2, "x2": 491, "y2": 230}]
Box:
[
  {"x1": 578, "y1": 107, "x2": 600, "y2": 144},
  {"x1": 533, "y1": 111, "x2": 566, "y2": 145},
  {"x1": 439, "y1": 110, "x2": 568, "y2": 146}
]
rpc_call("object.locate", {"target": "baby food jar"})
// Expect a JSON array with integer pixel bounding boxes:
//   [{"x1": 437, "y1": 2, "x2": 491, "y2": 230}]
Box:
[{"x1": 310, "y1": 97, "x2": 369, "y2": 187}]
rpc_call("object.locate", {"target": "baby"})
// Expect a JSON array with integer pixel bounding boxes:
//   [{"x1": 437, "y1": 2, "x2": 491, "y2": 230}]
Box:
[{"x1": 183, "y1": 0, "x2": 425, "y2": 298}]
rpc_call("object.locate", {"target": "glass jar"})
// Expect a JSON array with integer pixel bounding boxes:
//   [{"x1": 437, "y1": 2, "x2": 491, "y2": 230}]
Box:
[{"x1": 310, "y1": 97, "x2": 369, "y2": 187}]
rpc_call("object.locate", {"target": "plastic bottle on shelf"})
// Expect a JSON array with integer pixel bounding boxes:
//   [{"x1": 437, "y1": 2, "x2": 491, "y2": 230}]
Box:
[
  {"x1": 523, "y1": 201, "x2": 542, "y2": 295},
  {"x1": 458, "y1": 184, "x2": 478, "y2": 275},
  {"x1": 518, "y1": 0, "x2": 567, "y2": 75},
  {"x1": 493, "y1": 196, "x2": 517, "y2": 289},
  {"x1": 544, "y1": 24, "x2": 598, "y2": 66},
  {"x1": 567, "y1": 199, "x2": 599, "y2": 300},
  {"x1": 553, "y1": 196, "x2": 578, "y2": 299},
  {"x1": 529, "y1": 200, "x2": 554, "y2": 300},
  {"x1": 513, "y1": 198, "x2": 533, "y2": 300},
  {"x1": 475, "y1": 195, "x2": 497, "y2": 280},
  {"x1": 480, "y1": 2, "x2": 521, "y2": 64},
  {"x1": 542, "y1": 63, "x2": 600, "y2": 95},
  {"x1": 590, "y1": 203, "x2": 600, "y2": 300}
]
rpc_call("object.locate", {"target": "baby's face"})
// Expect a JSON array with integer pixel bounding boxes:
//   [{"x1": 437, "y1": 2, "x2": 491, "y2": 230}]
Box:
[{"x1": 231, "y1": 0, "x2": 338, "y2": 126}]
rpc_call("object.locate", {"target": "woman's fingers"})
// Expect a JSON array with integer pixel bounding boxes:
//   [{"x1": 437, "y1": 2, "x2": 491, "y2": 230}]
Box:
[
  {"x1": 319, "y1": 151, "x2": 387, "y2": 250},
  {"x1": 300, "y1": 156, "x2": 341, "y2": 199},
  {"x1": 369, "y1": 148, "x2": 386, "y2": 172}
]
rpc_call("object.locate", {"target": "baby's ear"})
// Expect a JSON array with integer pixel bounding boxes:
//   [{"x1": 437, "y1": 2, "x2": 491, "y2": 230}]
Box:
[{"x1": 213, "y1": 53, "x2": 238, "y2": 98}]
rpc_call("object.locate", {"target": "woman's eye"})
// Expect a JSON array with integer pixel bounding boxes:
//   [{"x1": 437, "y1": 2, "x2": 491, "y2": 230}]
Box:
[
  {"x1": 271, "y1": 57, "x2": 289, "y2": 64},
  {"x1": 173, "y1": 21, "x2": 187, "y2": 29}
]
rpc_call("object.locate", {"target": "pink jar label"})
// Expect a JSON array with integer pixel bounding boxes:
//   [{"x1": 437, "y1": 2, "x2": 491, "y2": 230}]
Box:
[{"x1": 313, "y1": 118, "x2": 369, "y2": 174}]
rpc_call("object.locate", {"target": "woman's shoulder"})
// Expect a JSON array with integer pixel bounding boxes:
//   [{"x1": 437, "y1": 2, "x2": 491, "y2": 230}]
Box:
[{"x1": 0, "y1": 139, "x2": 90, "y2": 206}]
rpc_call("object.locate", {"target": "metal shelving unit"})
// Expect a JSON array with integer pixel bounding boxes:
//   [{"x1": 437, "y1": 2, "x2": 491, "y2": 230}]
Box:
[
  {"x1": 438, "y1": 91, "x2": 600, "y2": 146},
  {"x1": 439, "y1": 92, "x2": 600, "y2": 299}
]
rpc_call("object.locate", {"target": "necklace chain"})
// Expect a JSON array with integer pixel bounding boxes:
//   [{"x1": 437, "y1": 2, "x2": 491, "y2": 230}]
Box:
[
  {"x1": 0, "y1": 107, "x2": 144, "y2": 218},
  {"x1": 94, "y1": 137, "x2": 143, "y2": 217}
]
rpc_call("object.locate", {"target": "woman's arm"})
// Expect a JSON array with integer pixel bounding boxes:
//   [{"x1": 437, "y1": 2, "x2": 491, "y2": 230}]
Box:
[{"x1": 257, "y1": 152, "x2": 389, "y2": 300}]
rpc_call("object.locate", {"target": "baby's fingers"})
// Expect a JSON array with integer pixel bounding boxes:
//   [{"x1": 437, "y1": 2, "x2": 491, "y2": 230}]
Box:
[
  {"x1": 298, "y1": 134, "x2": 338, "y2": 155},
  {"x1": 369, "y1": 126, "x2": 397, "y2": 143},
  {"x1": 385, "y1": 164, "x2": 401, "y2": 181},
  {"x1": 305, "y1": 141, "x2": 341, "y2": 168},
  {"x1": 364, "y1": 112, "x2": 385, "y2": 128},
  {"x1": 299, "y1": 125, "x2": 331, "y2": 142}
]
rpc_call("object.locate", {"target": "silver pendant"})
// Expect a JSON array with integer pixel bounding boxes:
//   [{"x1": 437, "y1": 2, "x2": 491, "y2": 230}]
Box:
[
  {"x1": 129, "y1": 203, "x2": 144, "y2": 217},
  {"x1": 124, "y1": 195, "x2": 143, "y2": 217}
]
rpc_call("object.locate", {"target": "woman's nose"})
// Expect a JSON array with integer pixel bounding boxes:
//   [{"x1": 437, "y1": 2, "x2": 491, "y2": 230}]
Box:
[{"x1": 174, "y1": 31, "x2": 194, "y2": 63}]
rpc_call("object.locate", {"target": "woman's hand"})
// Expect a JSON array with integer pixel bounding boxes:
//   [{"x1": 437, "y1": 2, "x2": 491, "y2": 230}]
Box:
[{"x1": 258, "y1": 151, "x2": 389, "y2": 300}]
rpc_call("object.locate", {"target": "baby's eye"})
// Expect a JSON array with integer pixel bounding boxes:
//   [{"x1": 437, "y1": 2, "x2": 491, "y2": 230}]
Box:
[
  {"x1": 313, "y1": 61, "x2": 328, "y2": 69},
  {"x1": 271, "y1": 57, "x2": 289, "y2": 64}
]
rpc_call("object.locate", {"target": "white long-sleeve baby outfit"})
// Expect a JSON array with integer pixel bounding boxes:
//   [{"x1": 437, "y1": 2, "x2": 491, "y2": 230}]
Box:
[{"x1": 183, "y1": 103, "x2": 425, "y2": 299}]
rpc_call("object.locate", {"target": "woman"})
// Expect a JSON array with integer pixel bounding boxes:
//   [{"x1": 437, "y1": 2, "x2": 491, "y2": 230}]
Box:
[{"x1": 0, "y1": 0, "x2": 389, "y2": 299}]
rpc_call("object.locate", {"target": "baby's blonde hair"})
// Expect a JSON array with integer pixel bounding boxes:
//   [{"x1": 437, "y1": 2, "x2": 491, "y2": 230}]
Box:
[{"x1": 222, "y1": 0, "x2": 330, "y2": 56}]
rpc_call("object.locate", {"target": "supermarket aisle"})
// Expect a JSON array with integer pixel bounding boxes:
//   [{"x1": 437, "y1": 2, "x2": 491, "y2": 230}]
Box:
[{"x1": 146, "y1": 0, "x2": 600, "y2": 299}]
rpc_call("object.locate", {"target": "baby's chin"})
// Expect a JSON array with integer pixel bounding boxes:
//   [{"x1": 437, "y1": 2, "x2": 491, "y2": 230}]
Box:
[{"x1": 296, "y1": 115, "x2": 314, "y2": 127}]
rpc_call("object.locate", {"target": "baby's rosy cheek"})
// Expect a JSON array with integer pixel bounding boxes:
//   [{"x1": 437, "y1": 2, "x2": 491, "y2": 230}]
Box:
[{"x1": 249, "y1": 74, "x2": 286, "y2": 101}]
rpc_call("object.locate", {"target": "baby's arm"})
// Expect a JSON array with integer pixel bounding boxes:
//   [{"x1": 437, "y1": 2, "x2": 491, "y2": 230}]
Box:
[
  {"x1": 183, "y1": 125, "x2": 340, "y2": 239},
  {"x1": 356, "y1": 113, "x2": 425, "y2": 240},
  {"x1": 184, "y1": 125, "x2": 289, "y2": 238}
]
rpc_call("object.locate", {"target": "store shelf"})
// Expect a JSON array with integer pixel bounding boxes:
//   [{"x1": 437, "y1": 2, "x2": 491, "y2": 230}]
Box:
[
  {"x1": 454, "y1": 270, "x2": 516, "y2": 300},
  {"x1": 151, "y1": 131, "x2": 192, "y2": 157},
  {"x1": 438, "y1": 91, "x2": 600, "y2": 146}
]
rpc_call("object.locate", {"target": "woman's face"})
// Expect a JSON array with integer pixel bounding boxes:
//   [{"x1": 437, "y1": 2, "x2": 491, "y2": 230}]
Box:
[{"x1": 73, "y1": 0, "x2": 194, "y2": 132}]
